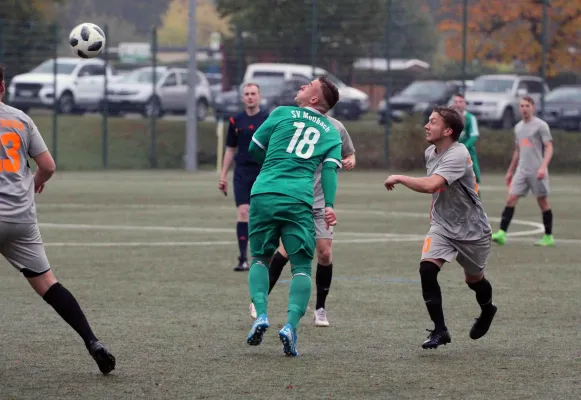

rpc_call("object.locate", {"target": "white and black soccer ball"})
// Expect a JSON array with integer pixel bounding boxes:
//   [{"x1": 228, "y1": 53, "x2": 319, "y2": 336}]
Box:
[{"x1": 69, "y1": 23, "x2": 106, "y2": 59}]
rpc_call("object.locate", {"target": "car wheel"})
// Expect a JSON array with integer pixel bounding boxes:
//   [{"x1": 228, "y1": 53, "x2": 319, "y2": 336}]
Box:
[
  {"x1": 143, "y1": 97, "x2": 162, "y2": 118},
  {"x1": 197, "y1": 99, "x2": 209, "y2": 121},
  {"x1": 58, "y1": 92, "x2": 75, "y2": 114},
  {"x1": 501, "y1": 108, "x2": 514, "y2": 130}
]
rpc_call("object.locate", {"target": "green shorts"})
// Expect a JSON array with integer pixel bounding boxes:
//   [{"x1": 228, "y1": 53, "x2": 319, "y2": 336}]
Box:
[{"x1": 249, "y1": 193, "x2": 315, "y2": 266}]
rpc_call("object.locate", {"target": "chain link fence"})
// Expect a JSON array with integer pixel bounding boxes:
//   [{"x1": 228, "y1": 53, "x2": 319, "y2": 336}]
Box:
[{"x1": 1, "y1": 0, "x2": 580, "y2": 170}]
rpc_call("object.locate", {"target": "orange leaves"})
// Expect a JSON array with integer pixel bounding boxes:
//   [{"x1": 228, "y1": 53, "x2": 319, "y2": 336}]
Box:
[{"x1": 437, "y1": 0, "x2": 581, "y2": 75}]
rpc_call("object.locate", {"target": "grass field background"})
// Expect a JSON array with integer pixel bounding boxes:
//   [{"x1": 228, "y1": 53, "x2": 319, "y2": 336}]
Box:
[{"x1": 0, "y1": 170, "x2": 580, "y2": 399}]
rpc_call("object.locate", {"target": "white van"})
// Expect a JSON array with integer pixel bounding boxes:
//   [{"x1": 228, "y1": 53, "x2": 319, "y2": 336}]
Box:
[{"x1": 243, "y1": 63, "x2": 370, "y2": 120}]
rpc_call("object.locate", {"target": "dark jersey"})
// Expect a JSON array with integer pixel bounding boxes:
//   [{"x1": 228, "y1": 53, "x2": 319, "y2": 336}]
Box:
[{"x1": 226, "y1": 110, "x2": 269, "y2": 167}]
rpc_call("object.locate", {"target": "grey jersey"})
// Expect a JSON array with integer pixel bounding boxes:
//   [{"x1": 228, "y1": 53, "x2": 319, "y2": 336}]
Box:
[
  {"x1": 0, "y1": 103, "x2": 48, "y2": 223},
  {"x1": 426, "y1": 142, "x2": 491, "y2": 241},
  {"x1": 313, "y1": 117, "x2": 355, "y2": 209},
  {"x1": 514, "y1": 117, "x2": 552, "y2": 175}
]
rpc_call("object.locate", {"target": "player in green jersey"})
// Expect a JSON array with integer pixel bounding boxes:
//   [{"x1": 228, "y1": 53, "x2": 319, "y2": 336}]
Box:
[
  {"x1": 452, "y1": 93, "x2": 481, "y2": 185},
  {"x1": 245, "y1": 76, "x2": 342, "y2": 357}
]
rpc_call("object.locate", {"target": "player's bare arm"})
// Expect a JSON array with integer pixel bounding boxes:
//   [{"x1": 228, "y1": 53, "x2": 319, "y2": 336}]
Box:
[
  {"x1": 506, "y1": 143, "x2": 520, "y2": 186},
  {"x1": 537, "y1": 141, "x2": 553, "y2": 180},
  {"x1": 32, "y1": 150, "x2": 56, "y2": 193},
  {"x1": 384, "y1": 174, "x2": 447, "y2": 194},
  {"x1": 219, "y1": 146, "x2": 236, "y2": 194}
]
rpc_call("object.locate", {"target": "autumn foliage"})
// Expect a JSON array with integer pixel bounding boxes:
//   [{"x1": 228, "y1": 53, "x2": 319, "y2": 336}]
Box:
[{"x1": 438, "y1": 0, "x2": 581, "y2": 76}]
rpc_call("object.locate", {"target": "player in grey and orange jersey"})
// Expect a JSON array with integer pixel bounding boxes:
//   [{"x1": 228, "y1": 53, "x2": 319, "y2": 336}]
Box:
[
  {"x1": 384, "y1": 106, "x2": 497, "y2": 350},
  {"x1": 491, "y1": 96, "x2": 555, "y2": 247},
  {"x1": 0, "y1": 64, "x2": 115, "y2": 375}
]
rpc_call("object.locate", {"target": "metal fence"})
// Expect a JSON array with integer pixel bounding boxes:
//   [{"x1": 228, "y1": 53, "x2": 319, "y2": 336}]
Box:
[{"x1": 0, "y1": 0, "x2": 580, "y2": 170}]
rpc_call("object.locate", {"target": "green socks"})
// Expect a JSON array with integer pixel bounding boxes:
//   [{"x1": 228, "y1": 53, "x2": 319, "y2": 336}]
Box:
[
  {"x1": 250, "y1": 260, "x2": 313, "y2": 331},
  {"x1": 248, "y1": 259, "x2": 269, "y2": 316},
  {"x1": 287, "y1": 270, "x2": 312, "y2": 330}
]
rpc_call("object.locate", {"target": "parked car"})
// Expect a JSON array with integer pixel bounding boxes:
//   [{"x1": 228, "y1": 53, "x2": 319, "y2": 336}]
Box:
[
  {"x1": 103, "y1": 66, "x2": 212, "y2": 119},
  {"x1": 243, "y1": 63, "x2": 370, "y2": 120},
  {"x1": 7, "y1": 57, "x2": 119, "y2": 114},
  {"x1": 540, "y1": 85, "x2": 581, "y2": 131},
  {"x1": 377, "y1": 80, "x2": 461, "y2": 124},
  {"x1": 205, "y1": 71, "x2": 222, "y2": 101},
  {"x1": 214, "y1": 76, "x2": 310, "y2": 120},
  {"x1": 465, "y1": 74, "x2": 549, "y2": 129}
]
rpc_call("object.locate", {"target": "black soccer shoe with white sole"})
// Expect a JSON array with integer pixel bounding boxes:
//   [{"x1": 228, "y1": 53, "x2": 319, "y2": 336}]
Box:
[
  {"x1": 470, "y1": 304, "x2": 498, "y2": 340},
  {"x1": 87, "y1": 340, "x2": 116, "y2": 375},
  {"x1": 422, "y1": 329, "x2": 452, "y2": 349},
  {"x1": 234, "y1": 258, "x2": 250, "y2": 272}
]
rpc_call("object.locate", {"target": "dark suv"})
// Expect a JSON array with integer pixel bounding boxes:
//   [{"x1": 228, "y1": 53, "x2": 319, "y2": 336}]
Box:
[{"x1": 378, "y1": 80, "x2": 461, "y2": 124}]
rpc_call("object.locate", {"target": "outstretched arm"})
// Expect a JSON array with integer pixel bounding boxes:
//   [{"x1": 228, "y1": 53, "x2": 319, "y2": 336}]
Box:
[{"x1": 385, "y1": 174, "x2": 447, "y2": 194}]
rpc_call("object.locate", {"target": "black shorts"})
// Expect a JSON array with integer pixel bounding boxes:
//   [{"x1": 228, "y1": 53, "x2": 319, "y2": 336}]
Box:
[{"x1": 233, "y1": 166, "x2": 260, "y2": 206}]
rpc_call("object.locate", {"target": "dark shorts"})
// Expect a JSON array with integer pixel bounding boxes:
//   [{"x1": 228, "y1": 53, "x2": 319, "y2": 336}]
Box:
[{"x1": 233, "y1": 165, "x2": 260, "y2": 206}]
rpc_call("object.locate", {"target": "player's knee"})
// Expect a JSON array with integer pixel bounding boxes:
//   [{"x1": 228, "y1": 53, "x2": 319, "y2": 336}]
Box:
[
  {"x1": 290, "y1": 264, "x2": 312, "y2": 278},
  {"x1": 506, "y1": 195, "x2": 519, "y2": 207},
  {"x1": 536, "y1": 196, "x2": 550, "y2": 211},
  {"x1": 237, "y1": 204, "x2": 250, "y2": 221},
  {"x1": 419, "y1": 261, "x2": 440, "y2": 279},
  {"x1": 316, "y1": 243, "x2": 332, "y2": 265},
  {"x1": 277, "y1": 244, "x2": 288, "y2": 259},
  {"x1": 464, "y1": 270, "x2": 484, "y2": 283}
]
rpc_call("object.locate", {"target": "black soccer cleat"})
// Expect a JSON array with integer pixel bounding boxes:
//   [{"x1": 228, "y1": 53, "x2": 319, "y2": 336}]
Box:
[
  {"x1": 87, "y1": 340, "x2": 116, "y2": 375},
  {"x1": 470, "y1": 303, "x2": 498, "y2": 340},
  {"x1": 234, "y1": 258, "x2": 250, "y2": 272},
  {"x1": 421, "y1": 328, "x2": 452, "y2": 349}
]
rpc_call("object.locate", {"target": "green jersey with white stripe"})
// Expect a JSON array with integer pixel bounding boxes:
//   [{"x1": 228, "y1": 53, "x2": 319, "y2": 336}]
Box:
[
  {"x1": 459, "y1": 110, "x2": 479, "y2": 151},
  {"x1": 249, "y1": 106, "x2": 342, "y2": 206}
]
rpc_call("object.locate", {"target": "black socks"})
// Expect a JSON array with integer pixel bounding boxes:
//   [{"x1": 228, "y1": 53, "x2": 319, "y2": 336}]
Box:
[
  {"x1": 315, "y1": 263, "x2": 333, "y2": 310},
  {"x1": 467, "y1": 278, "x2": 494, "y2": 312},
  {"x1": 43, "y1": 283, "x2": 98, "y2": 347},
  {"x1": 268, "y1": 251, "x2": 289, "y2": 294},
  {"x1": 500, "y1": 206, "x2": 515, "y2": 232},
  {"x1": 419, "y1": 261, "x2": 446, "y2": 331},
  {"x1": 542, "y1": 209, "x2": 553, "y2": 235}
]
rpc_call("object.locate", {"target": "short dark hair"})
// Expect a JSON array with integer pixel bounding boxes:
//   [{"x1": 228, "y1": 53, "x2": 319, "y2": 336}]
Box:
[
  {"x1": 521, "y1": 95, "x2": 535, "y2": 106},
  {"x1": 318, "y1": 76, "x2": 339, "y2": 111},
  {"x1": 453, "y1": 93, "x2": 465, "y2": 99},
  {"x1": 0, "y1": 64, "x2": 4, "y2": 83},
  {"x1": 433, "y1": 105, "x2": 464, "y2": 141}
]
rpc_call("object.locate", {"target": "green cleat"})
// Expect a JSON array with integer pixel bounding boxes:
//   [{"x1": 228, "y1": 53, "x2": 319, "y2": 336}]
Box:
[
  {"x1": 535, "y1": 234, "x2": 555, "y2": 247},
  {"x1": 491, "y1": 230, "x2": 506, "y2": 245}
]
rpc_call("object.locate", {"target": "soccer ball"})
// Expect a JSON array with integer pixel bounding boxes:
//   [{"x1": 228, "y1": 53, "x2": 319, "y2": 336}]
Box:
[{"x1": 68, "y1": 23, "x2": 106, "y2": 59}]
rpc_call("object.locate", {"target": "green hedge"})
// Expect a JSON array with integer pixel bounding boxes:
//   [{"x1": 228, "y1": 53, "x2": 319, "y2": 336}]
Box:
[{"x1": 32, "y1": 113, "x2": 581, "y2": 171}]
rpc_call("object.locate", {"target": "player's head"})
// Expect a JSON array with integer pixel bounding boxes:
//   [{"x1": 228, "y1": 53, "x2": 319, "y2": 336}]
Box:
[
  {"x1": 451, "y1": 93, "x2": 466, "y2": 113},
  {"x1": 295, "y1": 76, "x2": 339, "y2": 113},
  {"x1": 519, "y1": 95, "x2": 535, "y2": 120},
  {"x1": 0, "y1": 63, "x2": 5, "y2": 102},
  {"x1": 425, "y1": 106, "x2": 464, "y2": 144},
  {"x1": 241, "y1": 83, "x2": 261, "y2": 111}
]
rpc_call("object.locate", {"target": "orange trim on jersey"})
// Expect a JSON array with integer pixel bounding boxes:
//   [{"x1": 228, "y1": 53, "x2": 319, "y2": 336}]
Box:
[{"x1": 229, "y1": 117, "x2": 235, "y2": 125}]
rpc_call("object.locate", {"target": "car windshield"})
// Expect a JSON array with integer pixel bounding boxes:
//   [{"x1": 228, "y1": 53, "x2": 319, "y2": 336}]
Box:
[
  {"x1": 32, "y1": 60, "x2": 77, "y2": 75},
  {"x1": 469, "y1": 78, "x2": 515, "y2": 93},
  {"x1": 400, "y1": 81, "x2": 448, "y2": 97},
  {"x1": 126, "y1": 69, "x2": 165, "y2": 83},
  {"x1": 241, "y1": 78, "x2": 285, "y2": 96},
  {"x1": 546, "y1": 87, "x2": 581, "y2": 102}
]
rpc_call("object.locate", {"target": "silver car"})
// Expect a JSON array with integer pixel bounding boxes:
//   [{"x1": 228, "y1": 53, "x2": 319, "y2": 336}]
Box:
[{"x1": 104, "y1": 66, "x2": 213, "y2": 120}]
